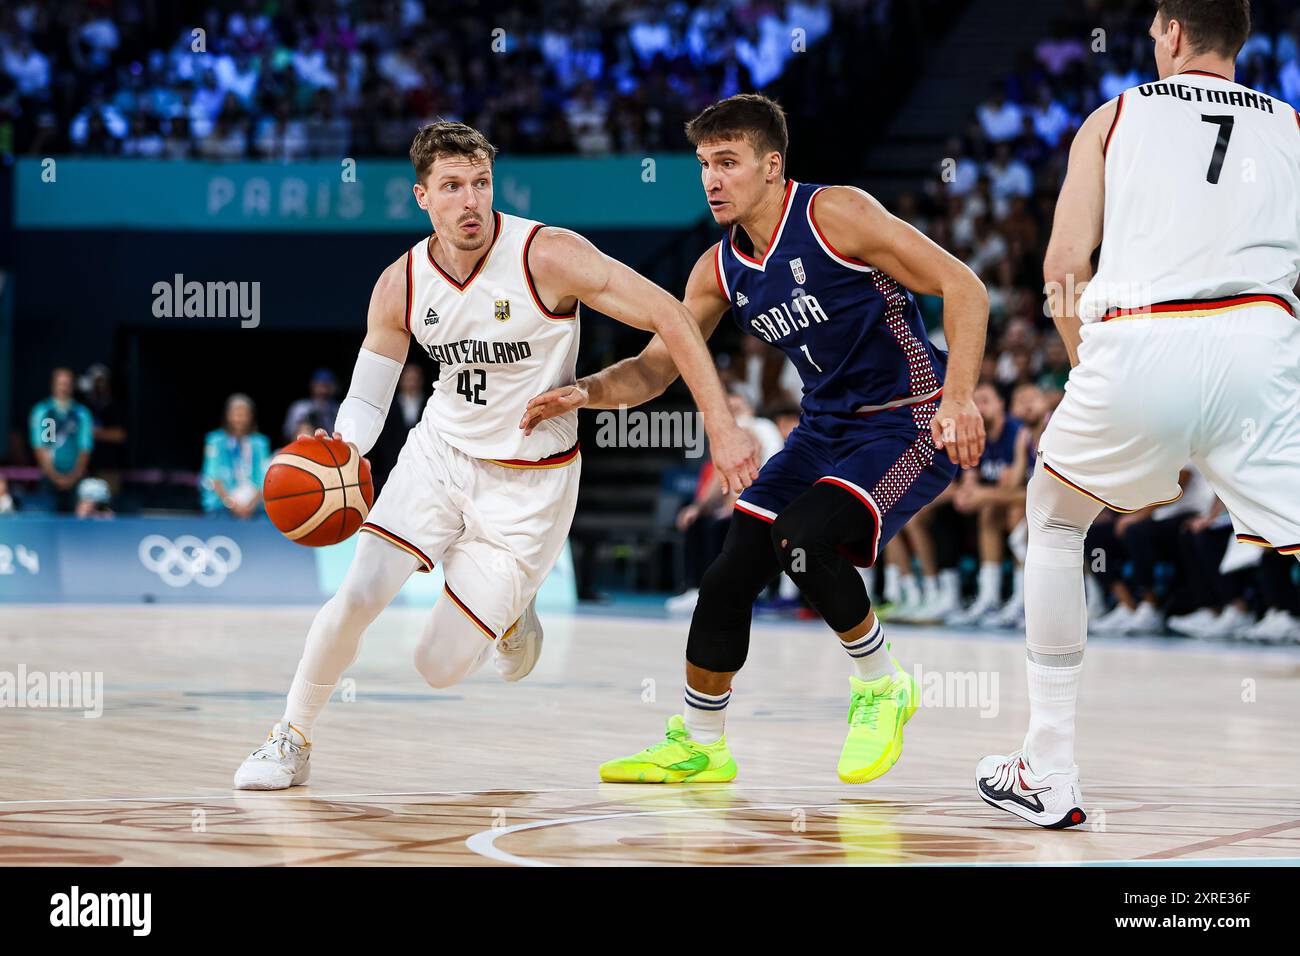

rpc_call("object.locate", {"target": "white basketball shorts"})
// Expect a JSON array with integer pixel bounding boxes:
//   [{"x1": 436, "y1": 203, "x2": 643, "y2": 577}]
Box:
[
  {"x1": 360, "y1": 424, "x2": 581, "y2": 638},
  {"x1": 1039, "y1": 300, "x2": 1300, "y2": 557}
]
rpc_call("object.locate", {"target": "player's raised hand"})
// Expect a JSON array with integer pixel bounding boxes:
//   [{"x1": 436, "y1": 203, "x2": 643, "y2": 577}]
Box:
[
  {"x1": 519, "y1": 383, "x2": 589, "y2": 436},
  {"x1": 931, "y1": 396, "x2": 984, "y2": 469},
  {"x1": 709, "y1": 421, "x2": 761, "y2": 495}
]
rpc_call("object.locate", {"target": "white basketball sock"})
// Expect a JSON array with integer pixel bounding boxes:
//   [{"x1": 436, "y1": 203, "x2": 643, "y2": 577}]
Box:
[
  {"x1": 284, "y1": 666, "x2": 334, "y2": 739},
  {"x1": 842, "y1": 618, "x2": 892, "y2": 680},
  {"x1": 883, "y1": 563, "x2": 901, "y2": 604},
  {"x1": 900, "y1": 574, "x2": 921, "y2": 607},
  {"x1": 977, "y1": 562, "x2": 1001, "y2": 603},
  {"x1": 683, "y1": 685, "x2": 730, "y2": 744},
  {"x1": 1024, "y1": 657, "x2": 1083, "y2": 772},
  {"x1": 939, "y1": 569, "x2": 960, "y2": 603},
  {"x1": 921, "y1": 575, "x2": 939, "y2": 603}
]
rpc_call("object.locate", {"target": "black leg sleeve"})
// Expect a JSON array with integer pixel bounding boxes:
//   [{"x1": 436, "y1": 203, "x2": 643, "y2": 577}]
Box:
[
  {"x1": 770, "y1": 482, "x2": 878, "y2": 633},
  {"x1": 686, "y1": 511, "x2": 783, "y2": 673}
]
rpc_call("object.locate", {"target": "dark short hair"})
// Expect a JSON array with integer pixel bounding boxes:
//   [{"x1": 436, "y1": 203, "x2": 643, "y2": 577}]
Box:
[
  {"x1": 1154, "y1": 0, "x2": 1252, "y2": 59},
  {"x1": 409, "y1": 121, "x2": 498, "y2": 182},
  {"x1": 685, "y1": 94, "x2": 789, "y2": 174}
]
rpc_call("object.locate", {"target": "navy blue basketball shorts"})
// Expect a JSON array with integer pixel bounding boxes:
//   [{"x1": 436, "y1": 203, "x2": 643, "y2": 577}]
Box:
[{"x1": 734, "y1": 411, "x2": 958, "y2": 567}]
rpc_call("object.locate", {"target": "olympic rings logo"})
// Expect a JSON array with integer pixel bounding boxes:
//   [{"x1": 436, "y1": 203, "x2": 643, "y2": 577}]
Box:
[{"x1": 138, "y1": 535, "x2": 242, "y2": 588}]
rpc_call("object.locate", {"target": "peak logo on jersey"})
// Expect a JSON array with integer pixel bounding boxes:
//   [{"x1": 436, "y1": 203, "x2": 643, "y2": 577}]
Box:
[
  {"x1": 736, "y1": 291, "x2": 749, "y2": 307},
  {"x1": 494, "y1": 299, "x2": 511, "y2": 322},
  {"x1": 425, "y1": 307, "x2": 440, "y2": 326},
  {"x1": 790, "y1": 257, "x2": 806, "y2": 284}
]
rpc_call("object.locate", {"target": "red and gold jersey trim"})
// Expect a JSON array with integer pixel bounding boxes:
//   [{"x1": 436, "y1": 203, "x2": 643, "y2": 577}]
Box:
[
  {"x1": 359, "y1": 522, "x2": 434, "y2": 572},
  {"x1": 1041, "y1": 462, "x2": 1184, "y2": 514},
  {"x1": 485, "y1": 442, "x2": 580, "y2": 470},
  {"x1": 1101, "y1": 293, "x2": 1295, "y2": 323}
]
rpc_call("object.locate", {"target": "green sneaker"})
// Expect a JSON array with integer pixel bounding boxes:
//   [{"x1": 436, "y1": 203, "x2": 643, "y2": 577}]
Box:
[
  {"x1": 837, "y1": 670, "x2": 918, "y2": 784},
  {"x1": 599, "y1": 715, "x2": 738, "y2": 783}
]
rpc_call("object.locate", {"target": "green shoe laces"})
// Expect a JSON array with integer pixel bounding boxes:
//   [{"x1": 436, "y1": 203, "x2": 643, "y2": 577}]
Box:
[
  {"x1": 848, "y1": 684, "x2": 888, "y2": 731},
  {"x1": 643, "y1": 723, "x2": 691, "y2": 756}
]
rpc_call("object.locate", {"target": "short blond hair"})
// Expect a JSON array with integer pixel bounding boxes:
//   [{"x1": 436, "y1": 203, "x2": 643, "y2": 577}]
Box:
[{"x1": 409, "y1": 121, "x2": 498, "y2": 182}]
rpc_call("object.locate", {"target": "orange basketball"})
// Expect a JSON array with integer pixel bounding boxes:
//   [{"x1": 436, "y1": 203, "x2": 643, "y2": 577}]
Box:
[{"x1": 263, "y1": 436, "x2": 374, "y2": 547}]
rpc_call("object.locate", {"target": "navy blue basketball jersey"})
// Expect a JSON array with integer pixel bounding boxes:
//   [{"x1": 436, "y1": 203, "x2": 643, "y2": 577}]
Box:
[
  {"x1": 715, "y1": 181, "x2": 947, "y2": 429},
  {"x1": 977, "y1": 416, "x2": 1024, "y2": 485}
]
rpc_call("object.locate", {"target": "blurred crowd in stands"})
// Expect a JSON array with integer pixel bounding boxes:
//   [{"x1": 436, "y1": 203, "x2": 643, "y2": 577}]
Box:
[
  {"x1": 2, "y1": 0, "x2": 841, "y2": 159},
  {"x1": 1, "y1": 360, "x2": 434, "y2": 522}
]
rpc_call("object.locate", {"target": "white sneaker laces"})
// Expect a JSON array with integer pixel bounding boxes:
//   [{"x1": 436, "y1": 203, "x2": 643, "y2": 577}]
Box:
[
  {"x1": 986, "y1": 750, "x2": 1024, "y2": 788},
  {"x1": 252, "y1": 727, "x2": 302, "y2": 761}
]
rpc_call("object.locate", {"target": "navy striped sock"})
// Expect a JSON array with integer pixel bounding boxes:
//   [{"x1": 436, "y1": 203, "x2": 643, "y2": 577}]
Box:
[
  {"x1": 841, "y1": 619, "x2": 891, "y2": 680},
  {"x1": 683, "y1": 685, "x2": 730, "y2": 744}
]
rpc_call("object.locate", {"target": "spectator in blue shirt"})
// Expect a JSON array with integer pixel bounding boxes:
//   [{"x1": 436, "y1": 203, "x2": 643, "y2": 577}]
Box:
[
  {"x1": 201, "y1": 393, "x2": 272, "y2": 518},
  {"x1": 28, "y1": 367, "x2": 95, "y2": 513}
]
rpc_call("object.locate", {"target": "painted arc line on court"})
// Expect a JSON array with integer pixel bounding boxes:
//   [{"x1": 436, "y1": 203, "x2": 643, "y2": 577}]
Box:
[
  {"x1": 466, "y1": 802, "x2": 852, "y2": 866},
  {"x1": 464, "y1": 802, "x2": 1300, "y2": 868}
]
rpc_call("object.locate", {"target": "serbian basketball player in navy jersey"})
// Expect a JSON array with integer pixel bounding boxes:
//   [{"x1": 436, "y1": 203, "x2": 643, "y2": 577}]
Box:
[{"x1": 522, "y1": 94, "x2": 990, "y2": 785}]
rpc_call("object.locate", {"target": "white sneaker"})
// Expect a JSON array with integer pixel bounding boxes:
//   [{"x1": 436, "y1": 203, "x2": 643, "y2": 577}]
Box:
[
  {"x1": 1124, "y1": 601, "x2": 1164, "y2": 635},
  {"x1": 947, "y1": 596, "x2": 1001, "y2": 627},
  {"x1": 1089, "y1": 603, "x2": 1134, "y2": 634},
  {"x1": 898, "y1": 590, "x2": 961, "y2": 625},
  {"x1": 1212, "y1": 604, "x2": 1256, "y2": 641},
  {"x1": 1167, "y1": 607, "x2": 1218, "y2": 637},
  {"x1": 1166, "y1": 606, "x2": 1239, "y2": 640},
  {"x1": 888, "y1": 596, "x2": 927, "y2": 622},
  {"x1": 976, "y1": 750, "x2": 1086, "y2": 829},
  {"x1": 234, "y1": 721, "x2": 311, "y2": 791},
  {"x1": 665, "y1": 588, "x2": 700, "y2": 615},
  {"x1": 982, "y1": 596, "x2": 1025, "y2": 629},
  {"x1": 494, "y1": 597, "x2": 543, "y2": 683},
  {"x1": 1240, "y1": 608, "x2": 1299, "y2": 644}
]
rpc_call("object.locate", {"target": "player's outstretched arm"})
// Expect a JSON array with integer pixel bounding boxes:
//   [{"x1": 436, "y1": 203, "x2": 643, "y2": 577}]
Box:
[
  {"x1": 810, "y1": 185, "x2": 990, "y2": 468},
  {"x1": 525, "y1": 229, "x2": 759, "y2": 493},
  {"x1": 1043, "y1": 99, "x2": 1114, "y2": 367},
  {"x1": 327, "y1": 256, "x2": 410, "y2": 457},
  {"x1": 520, "y1": 244, "x2": 729, "y2": 421}
]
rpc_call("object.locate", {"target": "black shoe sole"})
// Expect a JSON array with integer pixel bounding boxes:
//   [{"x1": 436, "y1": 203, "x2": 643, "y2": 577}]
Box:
[{"x1": 979, "y1": 792, "x2": 1087, "y2": 829}]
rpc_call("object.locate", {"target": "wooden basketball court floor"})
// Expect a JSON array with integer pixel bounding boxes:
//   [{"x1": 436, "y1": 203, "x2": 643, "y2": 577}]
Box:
[{"x1": 1, "y1": 603, "x2": 1297, "y2": 867}]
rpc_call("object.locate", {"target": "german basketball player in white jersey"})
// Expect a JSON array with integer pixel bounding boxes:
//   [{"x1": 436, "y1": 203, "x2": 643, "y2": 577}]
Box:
[
  {"x1": 234, "y1": 122, "x2": 759, "y2": 789},
  {"x1": 978, "y1": 0, "x2": 1300, "y2": 827}
]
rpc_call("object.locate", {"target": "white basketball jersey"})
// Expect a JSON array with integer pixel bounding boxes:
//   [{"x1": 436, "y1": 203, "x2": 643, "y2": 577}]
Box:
[
  {"x1": 404, "y1": 211, "x2": 580, "y2": 461},
  {"x1": 1078, "y1": 71, "x2": 1300, "y2": 323}
]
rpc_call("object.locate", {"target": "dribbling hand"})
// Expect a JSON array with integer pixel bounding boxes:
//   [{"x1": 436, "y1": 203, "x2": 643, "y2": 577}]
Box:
[{"x1": 314, "y1": 428, "x2": 369, "y2": 471}]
